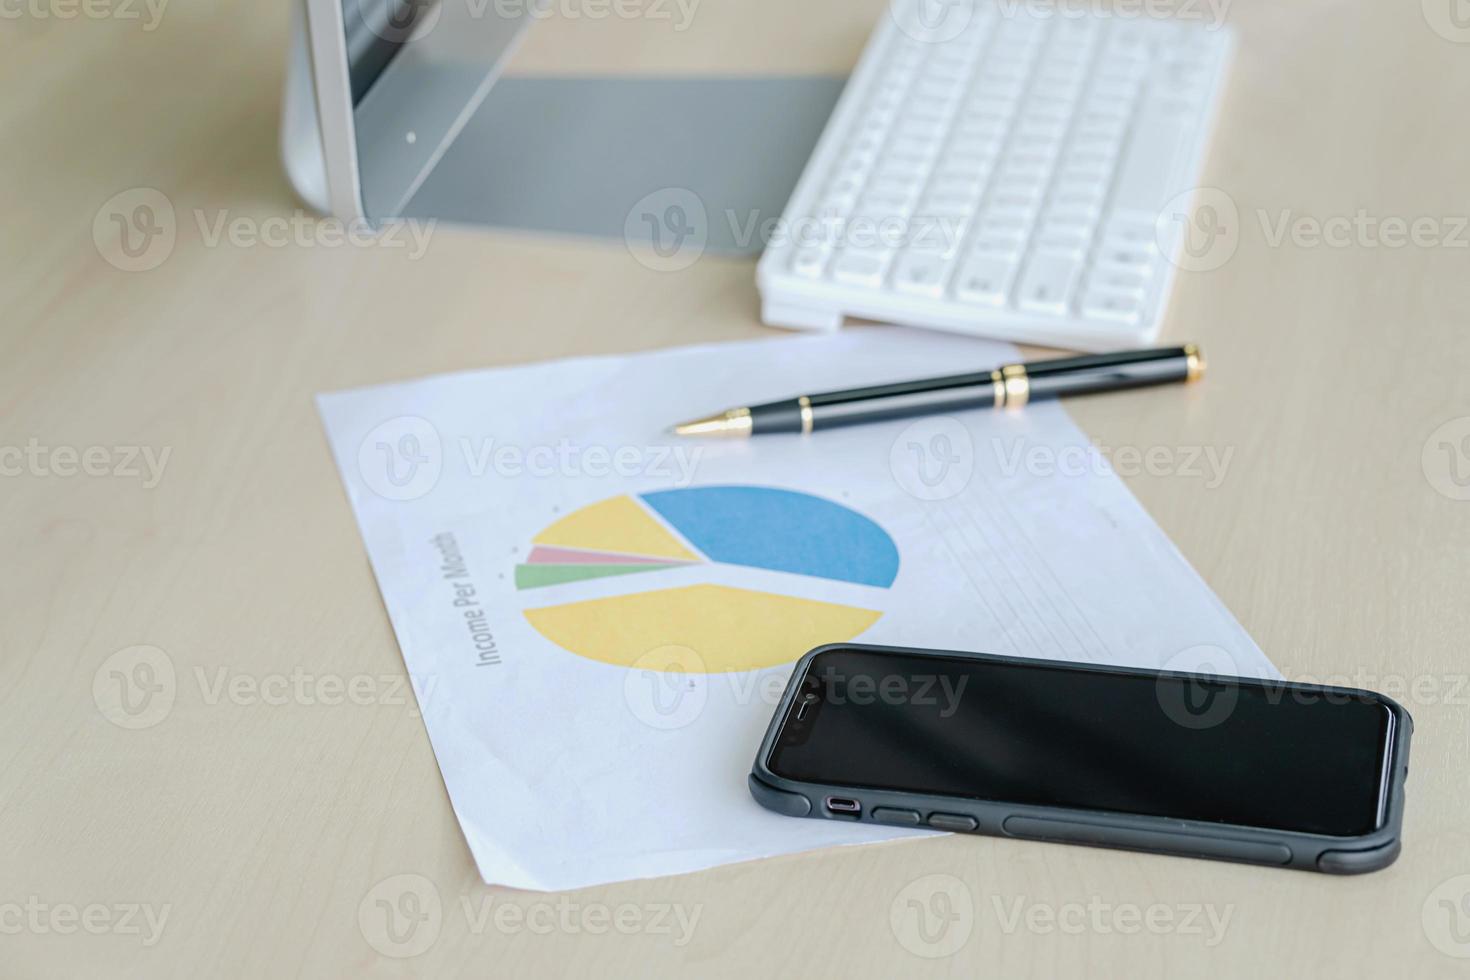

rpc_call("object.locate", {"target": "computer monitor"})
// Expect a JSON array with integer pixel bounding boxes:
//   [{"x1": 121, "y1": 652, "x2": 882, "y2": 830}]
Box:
[{"x1": 285, "y1": 0, "x2": 532, "y2": 221}]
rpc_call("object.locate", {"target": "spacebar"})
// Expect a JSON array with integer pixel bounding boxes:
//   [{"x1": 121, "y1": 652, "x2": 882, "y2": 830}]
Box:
[{"x1": 1110, "y1": 98, "x2": 1191, "y2": 220}]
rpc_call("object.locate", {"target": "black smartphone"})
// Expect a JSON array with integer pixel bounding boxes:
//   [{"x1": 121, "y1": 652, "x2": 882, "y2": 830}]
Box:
[{"x1": 750, "y1": 644, "x2": 1411, "y2": 874}]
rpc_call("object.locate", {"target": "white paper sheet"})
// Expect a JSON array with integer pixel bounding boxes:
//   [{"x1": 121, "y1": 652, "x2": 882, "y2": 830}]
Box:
[{"x1": 318, "y1": 329, "x2": 1278, "y2": 891}]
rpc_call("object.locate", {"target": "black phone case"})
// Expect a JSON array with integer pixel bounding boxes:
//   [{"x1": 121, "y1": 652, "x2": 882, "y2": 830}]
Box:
[{"x1": 749, "y1": 644, "x2": 1412, "y2": 875}]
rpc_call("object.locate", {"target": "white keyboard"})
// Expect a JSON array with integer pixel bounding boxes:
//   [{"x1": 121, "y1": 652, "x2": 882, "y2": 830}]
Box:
[{"x1": 757, "y1": 0, "x2": 1232, "y2": 350}]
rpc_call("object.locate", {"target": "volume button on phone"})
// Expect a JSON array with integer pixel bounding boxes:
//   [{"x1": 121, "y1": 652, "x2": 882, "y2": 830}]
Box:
[
  {"x1": 928, "y1": 812, "x2": 979, "y2": 832},
  {"x1": 870, "y1": 806, "x2": 923, "y2": 826}
]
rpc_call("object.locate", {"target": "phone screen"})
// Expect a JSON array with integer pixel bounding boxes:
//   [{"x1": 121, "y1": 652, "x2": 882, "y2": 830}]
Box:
[{"x1": 767, "y1": 648, "x2": 1395, "y2": 836}]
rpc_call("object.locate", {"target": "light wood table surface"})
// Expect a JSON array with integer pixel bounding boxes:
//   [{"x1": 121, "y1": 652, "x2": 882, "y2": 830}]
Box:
[{"x1": 4, "y1": 0, "x2": 1470, "y2": 976}]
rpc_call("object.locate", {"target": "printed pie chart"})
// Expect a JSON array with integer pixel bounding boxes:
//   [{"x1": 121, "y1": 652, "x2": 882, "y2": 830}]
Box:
[{"x1": 517, "y1": 486, "x2": 899, "y2": 673}]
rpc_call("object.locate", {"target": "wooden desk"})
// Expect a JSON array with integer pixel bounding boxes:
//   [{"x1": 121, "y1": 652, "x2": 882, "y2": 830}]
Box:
[{"x1": 4, "y1": 1, "x2": 1469, "y2": 975}]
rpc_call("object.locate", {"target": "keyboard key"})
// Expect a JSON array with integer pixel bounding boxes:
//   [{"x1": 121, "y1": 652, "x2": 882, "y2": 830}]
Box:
[
  {"x1": 920, "y1": 197, "x2": 975, "y2": 225},
  {"x1": 1051, "y1": 187, "x2": 1107, "y2": 215},
  {"x1": 1080, "y1": 287, "x2": 1146, "y2": 324},
  {"x1": 874, "y1": 156, "x2": 928, "y2": 180},
  {"x1": 1086, "y1": 268, "x2": 1150, "y2": 296},
  {"x1": 1080, "y1": 95, "x2": 1134, "y2": 120},
  {"x1": 1035, "y1": 224, "x2": 1092, "y2": 256},
  {"x1": 1093, "y1": 244, "x2": 1157, "y2": 272},
  {"x1": 921, "y1": 216, "x2": 969, "y2": 254},
  {"x1": 954, "y1": 114, "x2": 1008, "y2": 139},
  {"x1": 1010, "y1": 134, "x2": 1065, "y2": 158},
  {"x1": 816, "y1": 190, "x2": 859, "y2": 215},
  {"x1": 1110, "y1": 95, "x2": 1191, "y2": 220},
  {"x1": 893, "y1": 252, "x2": 953, "y2": 298},
  {"x1": 970, "y1": 235, "x2": 1025, "y2": 259},
  {"x1": 831, "y1": 251, "x2": 892, "y2": 288},
  {"x1": 1043, "y1": 206, "x2": 1101, "y2": 230},
  {"x1": 791, "y1": 246, "x2": 831, "y2": 279},
  {"x1": 989, "y1": 188, "x2": 1046, "y2": 213},
  {"x1": 856, "y1": 199, "x2": 917, "y2": 224},
  {"x1": 896, "y1": 117, "x2": 945, "y2": 141},
  {"x1": 1102, "y1": 216, "x2": 1157, "y2": 249},
  {"x1": 941, "y1": 153, "x2": 999, "y2": 178},
  {"x1": 890, "y1": 135, "x2": 943, "y2": 160},
  {"x1": 975, "y1": 213, "x2": 1031, "y2": 239},
  {"x1": 869, "y1": 174, "x2": 924, "y2": 197},
  {"x1": 956, "y1": 256, "x2": 1020, "y2": 305},
  {"x1": 964, "y1": 96, "x2": 1019, "y2": 119},
  {"x1": 976, "y1": 78, "x2": 1026, "y2": 101},
  {"x1": 1017, "y1": 254, "x2": 1083, "y2": 314},
  {"x1": 929, "y1": 174, "x2": 984, "y2": 199},
  {"x1": 825, "y1": 174, "x2": 863, "y2": 198}
]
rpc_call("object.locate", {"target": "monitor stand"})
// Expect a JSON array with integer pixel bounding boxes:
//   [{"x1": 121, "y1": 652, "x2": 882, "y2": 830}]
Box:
[
  {"x1": 400, "y1": 75, "x2": 845, "y2": 259},
  {"x1": 280, "y1": 1, "x2": 845, "y2": 260}
]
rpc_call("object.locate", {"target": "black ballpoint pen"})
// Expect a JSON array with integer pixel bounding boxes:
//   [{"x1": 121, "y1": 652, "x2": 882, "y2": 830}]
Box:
[{"x1": 671, "y1": 345, "x2": 1205, "y2": 437}]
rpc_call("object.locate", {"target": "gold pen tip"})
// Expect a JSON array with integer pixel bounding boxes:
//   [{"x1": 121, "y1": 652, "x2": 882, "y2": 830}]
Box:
[{"x1": 672, "y1": 407, "x2": 753, "y2": 437}]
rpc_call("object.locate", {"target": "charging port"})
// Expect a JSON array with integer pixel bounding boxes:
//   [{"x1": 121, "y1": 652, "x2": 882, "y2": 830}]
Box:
[{"x1": 825, "y1": 797, "x2": 861, "y2": 816}]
